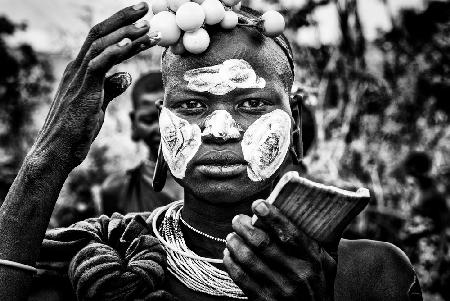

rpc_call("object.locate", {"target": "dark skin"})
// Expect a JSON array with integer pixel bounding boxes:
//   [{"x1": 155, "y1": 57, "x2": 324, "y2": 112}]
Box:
[
  {"x1": 0, "y1": 5, "x2": 417, "y2": 301},
  {"x1": 162, "y1": 27, "x2": 336, "y2": 300},
  {"x1": 0, "y1": 3, "x2": 159, "y2": 299},
  {"x1": 162, "y1": 27, "x2": 417, "y2": 301}
]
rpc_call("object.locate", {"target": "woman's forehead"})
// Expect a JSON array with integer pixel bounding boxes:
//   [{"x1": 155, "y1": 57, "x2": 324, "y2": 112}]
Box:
[{"x1": 162, "y1": 27, "x2": 292, "y2": 94}]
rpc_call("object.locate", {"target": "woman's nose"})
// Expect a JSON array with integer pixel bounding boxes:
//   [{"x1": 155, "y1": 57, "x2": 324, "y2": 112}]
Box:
[{"x1": 200, "y1": 110, "x2": 243, "y2": 144}]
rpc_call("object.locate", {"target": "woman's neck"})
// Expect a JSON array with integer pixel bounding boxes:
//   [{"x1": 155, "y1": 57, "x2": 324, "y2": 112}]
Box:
[{"x1": 180, "y1": 188, "x2": 271, "y2": 258}]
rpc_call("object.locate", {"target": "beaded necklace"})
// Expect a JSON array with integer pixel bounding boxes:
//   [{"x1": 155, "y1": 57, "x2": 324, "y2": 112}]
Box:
[
  {"x1": 180, "y1": 214, "x2": 227, "y2": 243},
  {"x1": 152, "y1": 201, "x2": 247, "y2": 299}
]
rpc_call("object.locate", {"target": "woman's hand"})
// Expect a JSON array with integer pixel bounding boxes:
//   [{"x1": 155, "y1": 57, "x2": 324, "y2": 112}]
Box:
[
  {"x1": 31, "y1": 2, "x2": 159, "y2": 170},
  {"x1": 0, "y1": 5, "x2": 160, "y2": 300},
  {"x1": 224, "y1": 200, "x2": 337, "y2": 301}
]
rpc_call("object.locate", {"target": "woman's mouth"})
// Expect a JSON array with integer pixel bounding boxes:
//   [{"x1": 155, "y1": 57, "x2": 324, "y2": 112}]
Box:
[
  {"x1": 196, "y1": 164, "x2": 247, "y2": 178},
  {"x1": 195, "y1": 150, "x2": 247, "y2": 178}
]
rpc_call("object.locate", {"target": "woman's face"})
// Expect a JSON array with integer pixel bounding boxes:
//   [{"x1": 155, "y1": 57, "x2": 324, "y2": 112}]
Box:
[{"x1": 161, "y1": 28, "x2": 293, "y2": 204}]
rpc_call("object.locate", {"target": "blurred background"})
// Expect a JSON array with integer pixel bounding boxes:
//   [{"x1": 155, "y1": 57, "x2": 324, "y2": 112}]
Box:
[{"x1": 0, "y1": 0, "x2": 449, "y2": 300}]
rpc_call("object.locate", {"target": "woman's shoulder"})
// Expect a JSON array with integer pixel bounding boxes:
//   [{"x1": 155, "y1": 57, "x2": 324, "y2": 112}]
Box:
[
  {"x1": 338, "y1": 238, "x2": 412, "y2": 267},
  {"x1": 335, "y1": 239, "x2": 420, "y2": 301}
]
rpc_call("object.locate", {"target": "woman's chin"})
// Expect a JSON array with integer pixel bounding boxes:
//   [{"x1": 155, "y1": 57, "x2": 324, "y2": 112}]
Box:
[{"x1": 180, "y1": 172, "x2": 273, "y2": 205}]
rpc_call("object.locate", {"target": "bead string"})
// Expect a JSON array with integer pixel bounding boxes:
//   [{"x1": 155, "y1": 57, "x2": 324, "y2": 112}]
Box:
[
  {"x1": 152, "y1": 201, "x2": 247, "y2": 299},
  {"x1": 180, "y1": 215, "x2": 227, "y2": 243},
  {"x1": 152, "y1": 202, "x2": 224, "y2": 263}
]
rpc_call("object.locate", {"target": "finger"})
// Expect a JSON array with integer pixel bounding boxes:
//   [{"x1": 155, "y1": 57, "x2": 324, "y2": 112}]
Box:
[
  {"x1": 231, "y1": 215, "x2": 287, "y2": 266},
  {"x1": 226, "y1": 233, "x2": 298, "y2": 294},
  {"x1": 87, "y1": 34, "x2": 160, "y2": 76},
  {"x1": 223, "y1": 249, "x2": 274, "y2": 301},
  {"x1": 74, "y1": 2, "x2": 149, "y2": 66},
  {"x1": 231, "y1": 215, "x2": 317, "y2": 276},
  {"x1": 232, "y1": 215, "x2": 271, "y2": 252},
  {"x1": 84, "y1": 20, "x2": 150, "y2": 64},
  {"x1": 79, "y1": 34, "x2": 158, "y2": 113},
  {"x1": 226, "y1": 233, "x2": 324, "y2": 300},
  {"x1": 77, "y1": 22, "x2": 152, "y2": 80},
  {"x1": 118, "y1": 32, "x2": 161, "y2": 62},
  {"x1": 103, "y1": 72, "x2": 133, "y2": 110},
  {"x1": 252, "y1": 200, "x2": 320, "y2": 260}
]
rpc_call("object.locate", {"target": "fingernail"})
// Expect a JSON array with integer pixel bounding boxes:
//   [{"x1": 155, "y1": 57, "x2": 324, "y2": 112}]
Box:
[
  {"x1": 223, "y1": 248, "x2": 230, "y2": 257},
  {"x1": 118, "y1": 38, "x2": 132, "y2": 47},
  {"x1": 132, "y1": 2, "x2": 147, "y2": 10},
  {"x1": 135, "y1": 19, "x2": 149, "y2": 28},
  {"x1": 148, "y1": 31, "x2": 162, "y2": 43},
  {"x1": 255, "y1": 201, "x2": 269, "y2": 216},
  {"x1": 232, "y1": 215, "x2": 239, "y2": 224},
  {"x1": 226, "y1": 233, "x2": 233, "y2": 242}
]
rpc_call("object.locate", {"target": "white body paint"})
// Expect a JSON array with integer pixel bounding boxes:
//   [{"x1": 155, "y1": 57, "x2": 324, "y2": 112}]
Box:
[
  {"x1": 160, "y1": 108, "x2": 291, "y2": 181},
  {"x1": 161, "y1": 61, "x2": 289, "y2": 181},
  {"x1": 184, "y1": 59, "x2": 266, "y2": 95},
  {"x1": 242, "y1": 109, "x2": 291, "y2": 182},
  {"x1": 202, "y1": 110, "x2": 243, "y2": 140},
  {"x1": 159, "y1": 107, "x2": 201, "y2": 179}
]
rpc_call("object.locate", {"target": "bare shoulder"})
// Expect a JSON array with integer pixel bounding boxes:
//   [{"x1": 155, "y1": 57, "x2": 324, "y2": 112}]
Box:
[
  {"x1": 335, "y1": 239, "x2": 418, "y2": 301},
  {"x1": 338, "y1": 239, "x2": 413, "y2": 273}
]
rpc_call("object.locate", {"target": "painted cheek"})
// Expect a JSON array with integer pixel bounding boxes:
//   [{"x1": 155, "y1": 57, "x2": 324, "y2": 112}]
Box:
[
  {"x1": 201, "y1": 110, "x2": 243, "y2": 140},
  {"x1": 241, "y1": 109, "x2": 291, "y2": 182},
  {"x1": 159, "y1": 108, "x2": 201, "y2": 179}
]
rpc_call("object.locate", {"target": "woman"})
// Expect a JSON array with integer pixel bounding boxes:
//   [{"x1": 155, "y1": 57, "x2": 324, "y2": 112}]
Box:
[{"x1": 0, "y1": 3, "x2": 421, "y2": 300}]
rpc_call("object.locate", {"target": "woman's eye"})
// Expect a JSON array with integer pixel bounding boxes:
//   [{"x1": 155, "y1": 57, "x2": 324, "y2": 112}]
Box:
[
  {"x1": 240, "y1": 99, "x2": 269, "y2": 109},
  {"x1": 179, "y1": 100, "x2": 205, "y2": 109}
]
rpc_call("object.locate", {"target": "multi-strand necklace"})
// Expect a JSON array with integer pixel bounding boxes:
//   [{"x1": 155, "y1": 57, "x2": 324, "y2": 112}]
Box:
[{"x1": 152, "y1": 201, "x2": 247, "y2": 299}]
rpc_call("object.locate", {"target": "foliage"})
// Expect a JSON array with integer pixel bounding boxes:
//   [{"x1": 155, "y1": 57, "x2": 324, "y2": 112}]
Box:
[
  {"x1": 0, "y1": 15, "x2": 54, "y2": 202},
  {"x1": 275, "y1": 1, "x2": 450, "y2": 299}
]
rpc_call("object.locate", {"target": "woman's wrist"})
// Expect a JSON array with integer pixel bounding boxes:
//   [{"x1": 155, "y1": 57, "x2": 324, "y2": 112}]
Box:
[
  {"x1": 25, "y1": 143, "x2": 75, "y2": 178},
  {"x1": 0, "y1": 145, "x2": 72, "y2": 265}
]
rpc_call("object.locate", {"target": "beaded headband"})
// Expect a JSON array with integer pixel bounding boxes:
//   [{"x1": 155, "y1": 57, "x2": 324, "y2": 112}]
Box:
[
  {"x1": 236, "y1": 7, "x2": 294, "y2": 76},
  {"x1": 151, "y1": 1, "x2": 294, "y2": 76}
]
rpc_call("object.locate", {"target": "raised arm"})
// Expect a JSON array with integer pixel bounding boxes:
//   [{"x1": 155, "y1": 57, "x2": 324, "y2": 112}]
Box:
[{"x1": 0, "y1": 3, "x2": 159, "y2": 299}]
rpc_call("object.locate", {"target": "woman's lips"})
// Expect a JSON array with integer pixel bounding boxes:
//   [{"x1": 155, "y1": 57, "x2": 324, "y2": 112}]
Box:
[
  {"x1": 196, "y1": 164, "x2": 247, "y2": 178},
  {"x1": 194, "y1": 149, "x2": 247, "y2": 178}
]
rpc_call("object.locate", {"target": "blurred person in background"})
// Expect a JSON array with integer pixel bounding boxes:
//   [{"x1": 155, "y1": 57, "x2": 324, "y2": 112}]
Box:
[
  {"x1": 100, "y1": 71, "x2": 182, "y2": 216},
  {"x1": 49, "y1": 170, "x2": 99, "y2": 228}
]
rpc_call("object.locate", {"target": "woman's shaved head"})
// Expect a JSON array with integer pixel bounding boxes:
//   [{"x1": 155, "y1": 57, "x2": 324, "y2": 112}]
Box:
[
  {"x1": 158, "y1": 9, "x2": 296, "y2": 203},
  {"x1": 161, "y1": 8, "x2": 294, "y2": 95}
]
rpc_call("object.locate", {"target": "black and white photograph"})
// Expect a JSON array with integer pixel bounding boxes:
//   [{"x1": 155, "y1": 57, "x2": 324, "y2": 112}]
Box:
[{"x1": 0, "y1": 0, "x2": 448, "y2": 300}]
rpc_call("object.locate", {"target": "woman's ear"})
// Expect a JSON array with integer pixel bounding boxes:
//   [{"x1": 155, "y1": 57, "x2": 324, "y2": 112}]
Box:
[{"x1": 289, "y1": 93, "x2": 303, "y2": 165}]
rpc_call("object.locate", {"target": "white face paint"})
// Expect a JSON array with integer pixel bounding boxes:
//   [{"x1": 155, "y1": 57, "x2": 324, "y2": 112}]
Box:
[
  {"x1": 163, "y1": 59, "x2": 289, "y2": 182},
  {"x1": 160, "y1": 108, "x2": 290, "y2": 181},
  {"x1": 159, "y1": 107, "x2": 201, "y2": 179},
  {"x1": 184, "y1": 59, "x2": 266, "y2": 95},
  {"x1": 241, "y1": 109, "x2": 291, "y2": 182},
  {"x1": 202, "y1": 110, "x2": 243, "y2": 140}
]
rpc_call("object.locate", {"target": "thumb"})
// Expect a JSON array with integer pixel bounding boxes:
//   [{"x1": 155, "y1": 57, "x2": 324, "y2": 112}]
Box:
[{"x1": 102, "y1": 72, "x2": 132, "y2": 111}]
